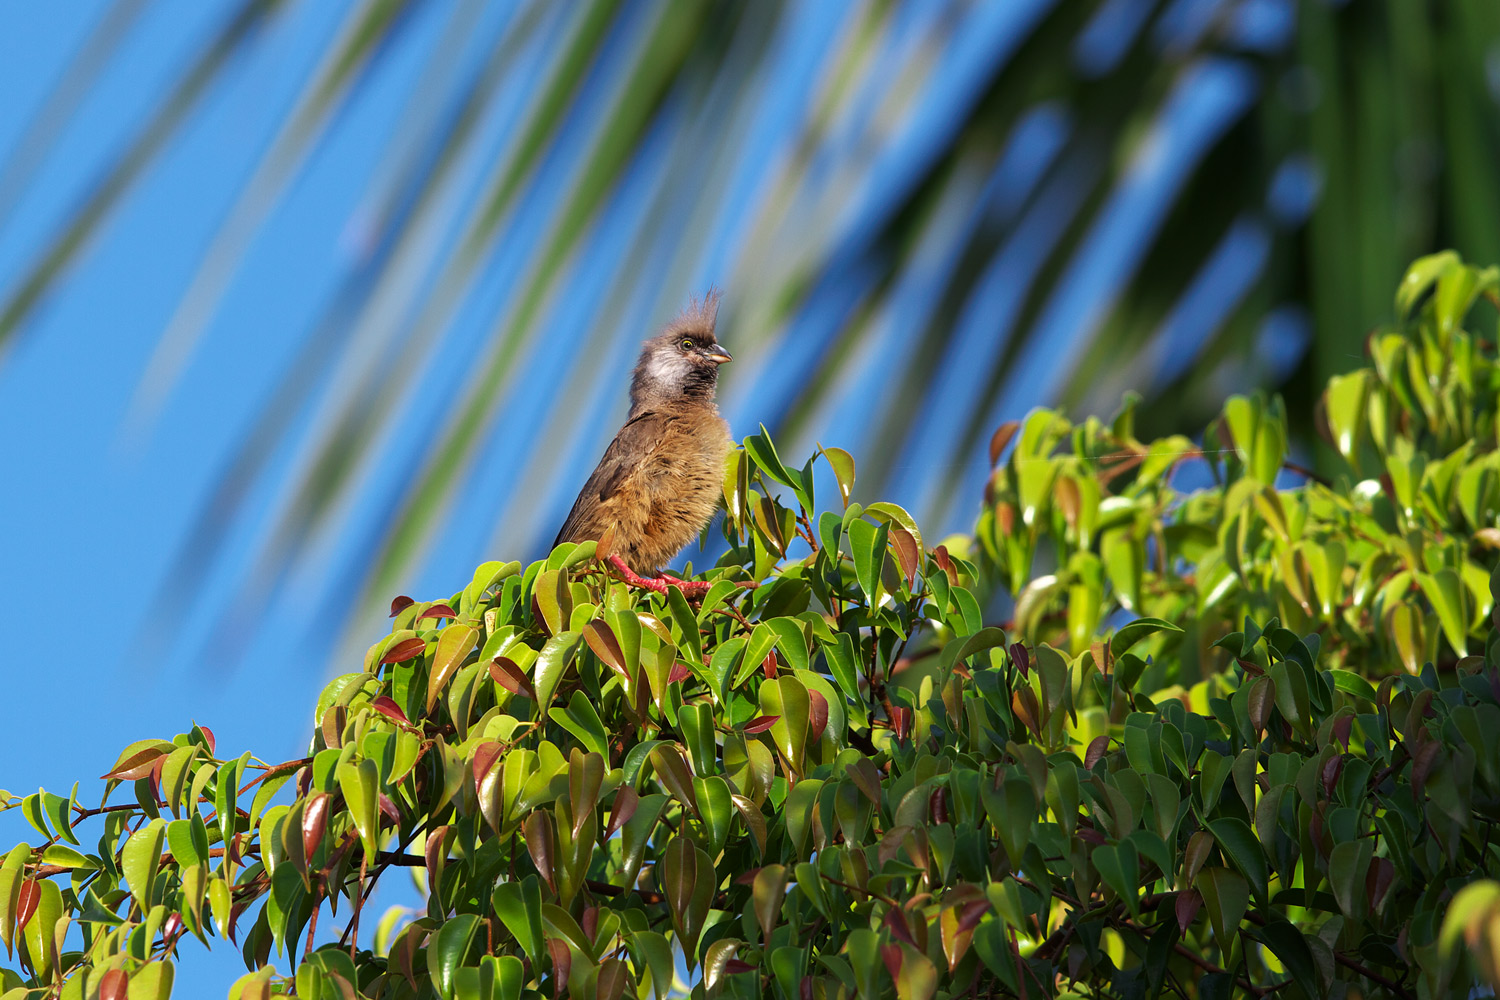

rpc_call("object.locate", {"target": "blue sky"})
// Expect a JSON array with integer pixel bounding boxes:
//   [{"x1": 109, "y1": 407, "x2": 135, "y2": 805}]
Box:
[{"x1": 0, "y1": 1, "x2": 428, "y2": 989}]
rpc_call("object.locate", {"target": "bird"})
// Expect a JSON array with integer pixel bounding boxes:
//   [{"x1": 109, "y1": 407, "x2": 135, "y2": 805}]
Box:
[{"x1": 553, "y1": 296, "x2": 734, "y2": 596}]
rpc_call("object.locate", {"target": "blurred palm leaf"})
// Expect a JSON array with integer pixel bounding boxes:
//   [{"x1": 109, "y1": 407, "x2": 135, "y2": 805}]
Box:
[{"x1": 2, "y1": 0, "x2": 1498, "y2": 662}]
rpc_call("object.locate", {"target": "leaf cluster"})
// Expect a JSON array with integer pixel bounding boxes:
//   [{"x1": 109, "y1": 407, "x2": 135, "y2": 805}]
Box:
[{"x1": 987, "y1": 252, "x2": 1500, "y2": 686}]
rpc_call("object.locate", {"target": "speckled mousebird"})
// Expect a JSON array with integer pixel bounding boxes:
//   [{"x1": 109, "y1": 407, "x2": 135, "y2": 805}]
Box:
[{"x1": 552, "y1": 297, "x2": 733, "y2": 596}]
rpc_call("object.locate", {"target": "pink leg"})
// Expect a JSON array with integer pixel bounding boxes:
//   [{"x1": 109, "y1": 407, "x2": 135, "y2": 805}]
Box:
[{"x1": 606, "y1": 555, "x2": 713, "y2": 598}]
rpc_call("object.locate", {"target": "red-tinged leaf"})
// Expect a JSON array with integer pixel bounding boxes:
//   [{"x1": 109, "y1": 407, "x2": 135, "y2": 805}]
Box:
[
  {"x1": 1367, "y1": 856, "x2": 1395, "y2": 910},
  {"x1": 1236, "y1": 656, "x2": 1265, "y2": 677},
  {"x1": 1309, "y1": 805, "x2": 1327, "y2": 858},
  {"x1": 1009, "y1": 642, "x2": 1030, "y2": 678},
  {"x1": 996, "y1": 501, "x2": 1015, "y2": 536},
  {"x1": 743, "y1": 715, "x2": 780, "y2": 734},
  {"x1": 1321, "y1": 755, "x2": 1344, "y2": 798},
  {"x1": 583, "y1": 620, "x2": 628, "y2": 677},
  {"x1": 394, "y1": 925, "x2": 427, "y2": 990},
  {"x1": 881, "y1": 942, "x2": 904, "y2": 979},
  {"x1": 581, "y1": 906, "x2": 598, "y2": 943},
  {"x1": 101, "y1": 746, "x2": 170, "y2": 782},
  {"x1": 958, "y1": 899, "x2": 989, "y2": 934},
  {"x1": 227, "y1": 833, "x2": 243, "y2": 866},
  {"x1": 889, "y1": 706, "x2": 912, "y2": 742},
  {"x1": 163, "y1": 912, "x2": 181, "y2": 942},
  {"x1": 884, "y1": 906, "x2": 915, "y2": 946},
  {"x1": 378, "y1": 793, "x2": 400, "y2": 826},
  {"x1": 197, "y1": 725, "x2": 216, "y2": 755},
  {"x1": 425, "y1": 826, "x2": 450, "y2": 887},
  {"x1": 733, "y1": 868, "x2": 761, "y2": 886},
  {"x1": 16, "y1": 881, "x2": 38, "y2": 932},
  {"x1": 547, "y1": 937, "x2": 572, "y2": 986},
  {"x1": 389, "y1": 595, "x2": 415, "y2": 617},
  {"x1": 808, "y1": 690, "x2": 829, "y2": 744},
  {"x1": 303, "y1": 792, "x2": 330, "y2": 860},
  {"x1": 1176, "y1": 890, "x2": 1202, "y2": 934},
  {"x1": 524, "y1": 811, "x2": 555, "y2": 889},
  {"x1": 934, "y1": 545, "x2": 955, "y2": 580},
  {"x1": 929, "y1": 788, "x2": 948, "y2": 825},
  {"x1": 1011, "y1": 687, "x2": 1039, "y2": 736},
  {"x1": 489, "y1": 657, "x2": 535, "y2": 700},
  {"x1": 1076, "y1": 828, "x2": 1106, "y2": 846},
  {"x1": 989, "y1": 421, "x2": 1020, "y2": 467},
  {"x1": 1333, "y1": 714, "x2": 1353, "y2": 751},
  {"x1": 1411, "y1": 740, "x2": 1442, "y2": 802},
  {"x1": 1085, "y1": 735, "x2": 1110, "y2": 770},
  {"x1": 595, "y1": 525, "x2": 617, "y2": 563},
  {"x1": 99, "y1": 968, "x2": 128, "y2": 1000},
  {"x1": 380, "y1": 637, "x2": 427, "y2": 665},
  {"x1": 471, "y1": 742, "x2": 504, "y2": 790},
  {"x1": 227, "y1": 900, "x2": 248, "y2": 943},
  {"x1": 763, "y1": 652, "x2": 778, "y2": 679},
  {"x1": 890, "y1": 526, "x2": 920, "y2": 588},
  {"x1": 801, "y1": 975, "x2": 814, "y2": 1000},
  {"x1": 724, "y1": 960, "x2": 757, "y2": 974},
  {"x1": 668, "y1": 661, "x2": 693, "y2": 684},
  {"x1": 419, "y1": 604, "x2": 457, "y2": 621},
  {"x1": 605, "y1": 786, "x2": 639, "y2": 842},
  {"x1": 370, "y1": 696, "x2": 410, "y2": 727}
]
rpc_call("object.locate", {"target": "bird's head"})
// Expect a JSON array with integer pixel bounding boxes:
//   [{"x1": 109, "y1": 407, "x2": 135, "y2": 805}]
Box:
[{"x1": 630, "y1": 296, "x2": 732, "y2": 405}]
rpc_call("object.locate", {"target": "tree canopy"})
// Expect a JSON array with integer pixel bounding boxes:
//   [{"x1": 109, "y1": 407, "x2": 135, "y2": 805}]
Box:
[{"x1": 2, "y1": 254, "x2": 1499, "y2": 998}]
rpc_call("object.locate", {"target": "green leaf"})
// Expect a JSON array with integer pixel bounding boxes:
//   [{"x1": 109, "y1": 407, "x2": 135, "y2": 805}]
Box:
[
  {"x1": 549, "y1": 690, "x2": 610, "y2": 760},
  {"x1": 121, "y1": 817, "x2": 165, "y2": 911},
  {"x1": 1092, "y1": 841, "x2": 1140, "y2": 917},
  {"x1": 337, "y1": 757, "x2": 381, "y2": 861},
  {"x1": 760, "y1": 675, "x2": 811, "y2": 776},
  {"x1": 1328, "y1": 838, "x2": 1373, "y2": 920},
  {"x1": 693, "y1": 775, "x2": 733, "y2": 856},
  {"x1": 630, "y1": 931, "x2": 674, "y2": 1000},
  {"x1": 1195, "y1": 867, "x2": 1248, "y2": 950},
  {"x1": 665, "y1": 585, "x2": 702, "y2": 667},
  {"x1": 126, "y1": 960, "x2": 174, "y2": 1000},
  {"x1": 427, "y1": 912, "x2": 481, "y2": 1000},
  {"x1": 1101, "y1": 527, "x2": 1144, "y2": 612},
  {"x1": 532, "y1": 568, "x2": 570, "y2": 635},
  {"x1": 1328, "y1": 669, "x2": 1378, "y2": 704},
  {"x1": 822, "y1": 631, "x2": 863, "y2": 714},
  {"x1": 1253, "y1": 919, "x2": 1321, "y2": 997},
  {"x1": 1109, "y1": 617, "x2": 1184, "y2": 659},
  {"x1": 493, "y1": 876, "x2": 545, "y2": 970},
  {"x1": 745, "y1": 427, "x2": 800, "y2": 497},
  {"x1": 821, "y1": 446, "x2": 856, "y2": 508},
  {"x1": 848, "y1": 518, "x2": 890, "y2": 603},
  {"x1": 1207, "y1": 817, "x2": 1269, "y2": 903},
  {"x1": 1416, "y1": 568, "x2": 1470, "y2": 655},
  {"x1": 766, "y1": 616, "x2": 810, "y2": 673},
  {"x1": 752, "y1": 864, "x2": 788, "y2": 945},
  {"x1": 427, "y1": 623, "x2": 479, "y2": 714},
  {"x1": 532, "y1": 630, "x2": 581, "y2": 713}
]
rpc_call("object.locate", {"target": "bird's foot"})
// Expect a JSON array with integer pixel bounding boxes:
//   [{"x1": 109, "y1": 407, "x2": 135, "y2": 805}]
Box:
[{"x1": 606, "y1": 555, "x2": 713, "y2": 598}]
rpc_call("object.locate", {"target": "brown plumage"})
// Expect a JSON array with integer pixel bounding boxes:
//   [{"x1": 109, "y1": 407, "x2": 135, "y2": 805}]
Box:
[{"x1": 553, "y1": 298, "x2": 733, "y2": 586}]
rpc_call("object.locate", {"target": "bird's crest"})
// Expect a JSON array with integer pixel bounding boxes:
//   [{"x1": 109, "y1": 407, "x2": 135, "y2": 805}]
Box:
[{"x1": 658, "y1": 291, "x2": 721, "y2": 346}]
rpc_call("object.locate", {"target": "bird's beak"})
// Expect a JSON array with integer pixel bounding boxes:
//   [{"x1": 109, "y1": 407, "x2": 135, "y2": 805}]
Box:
[{"x1": 705, "y1": 344, "x2": 732, "y2": 364}]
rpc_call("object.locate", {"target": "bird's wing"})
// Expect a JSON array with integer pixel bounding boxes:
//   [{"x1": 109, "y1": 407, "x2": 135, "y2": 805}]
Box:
[{"x1": 552, "y1": 410, "x2": 664, "y2": 547}]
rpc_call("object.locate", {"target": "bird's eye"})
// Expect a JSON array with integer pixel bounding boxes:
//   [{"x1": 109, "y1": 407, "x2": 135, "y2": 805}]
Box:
[{"x1": 680, "y1": 338, "x2": 694, "y2": 351}]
